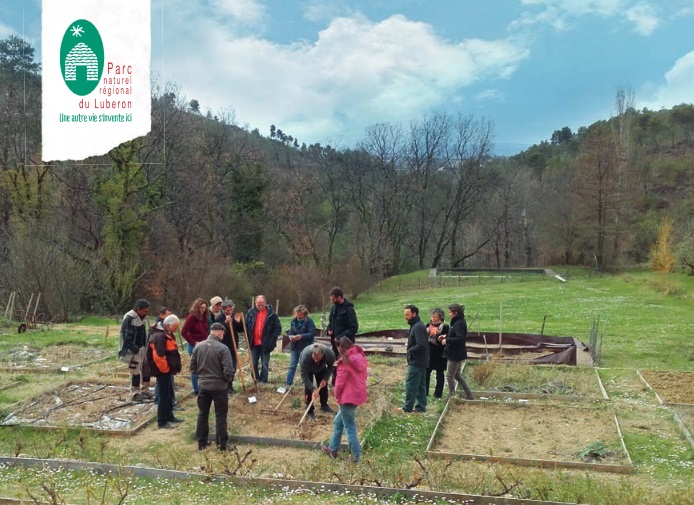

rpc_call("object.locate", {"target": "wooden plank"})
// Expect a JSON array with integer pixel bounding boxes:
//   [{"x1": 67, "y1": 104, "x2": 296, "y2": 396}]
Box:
[
  {"x1": 426, "y1": 450, "x2": 634, "y2": 474},
  {"x1": 426, "y1": 395, "x2": 451, "y2": 452},
  {"x1": 0, "y1": 456, "x2": 586, "y2": 505},
  {"x1": 595, "y1": 368, "x2": 610, "y2": 400}
]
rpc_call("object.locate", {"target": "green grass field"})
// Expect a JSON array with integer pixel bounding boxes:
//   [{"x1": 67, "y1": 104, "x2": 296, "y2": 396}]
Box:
[
  {"x1": 356, "y1": 269, "x2": 694, "y2": 370},
  {"x1": 0, "y1": 269, "x2": 692, "y2": 504}
]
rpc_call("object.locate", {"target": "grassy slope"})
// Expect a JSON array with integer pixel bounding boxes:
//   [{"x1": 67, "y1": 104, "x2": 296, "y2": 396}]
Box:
[{"x1": 354, "y1": 270, "x2": 694, "y2": 371}]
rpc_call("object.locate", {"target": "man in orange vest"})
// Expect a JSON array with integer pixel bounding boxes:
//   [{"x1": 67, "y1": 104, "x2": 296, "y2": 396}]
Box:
[{"x1": 148, "y1": 314, "x2": 183, "y2": 429}]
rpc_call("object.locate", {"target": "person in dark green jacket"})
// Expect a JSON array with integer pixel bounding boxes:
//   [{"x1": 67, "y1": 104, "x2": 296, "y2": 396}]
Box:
[{"x1": 399, "y1": 304, "x2": 429, "y2": 413}]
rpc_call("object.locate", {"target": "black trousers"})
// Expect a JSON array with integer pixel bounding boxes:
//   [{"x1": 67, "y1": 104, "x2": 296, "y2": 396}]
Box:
[
  {"x1": 156, "y1": 373, "x2": 174, "y2": 426},
  {"x1": 426, "y1": 365, "x2": 446, "y2": 398},
  {"x1": 304, "y1": 371, "x2": 329, "y2": 413},
  {"x1": 196, "y1": 388, "x2": 229, "y2": 448}
]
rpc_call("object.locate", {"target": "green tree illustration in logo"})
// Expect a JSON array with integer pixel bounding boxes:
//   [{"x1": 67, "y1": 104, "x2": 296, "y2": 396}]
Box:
[{"x1": 60, "y1": 19, "x2": 104, "y2": 96}]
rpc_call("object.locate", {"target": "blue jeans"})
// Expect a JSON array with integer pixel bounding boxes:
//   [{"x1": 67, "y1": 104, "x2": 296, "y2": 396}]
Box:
[
  {"x1": 250, "y1": 346, "x2": 271, "y2": 383},
  {"x1": 329, "y1": 403, "x2": 360, "y2": 462},
  {"x1": 187, "y1": 343, "x2": 199, "y2": 393},
  {"x1": 403, "y1": 365, "x2": 427, "y2": 412},
  {"x1": 286, "y1": 349, "x2": 301, "y2": 386}
]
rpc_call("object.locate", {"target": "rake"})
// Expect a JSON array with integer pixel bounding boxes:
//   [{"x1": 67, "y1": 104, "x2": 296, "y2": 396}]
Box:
[{"x1": 261, "y1": 384, "x2": 293, "y2": 415}]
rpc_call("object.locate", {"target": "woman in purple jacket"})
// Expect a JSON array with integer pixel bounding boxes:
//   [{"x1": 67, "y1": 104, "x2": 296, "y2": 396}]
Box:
[{"x1": 322, "y1": 336, "x2": 368, "y2": 463}]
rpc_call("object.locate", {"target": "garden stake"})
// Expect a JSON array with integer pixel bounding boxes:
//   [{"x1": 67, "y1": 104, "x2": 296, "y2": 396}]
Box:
[{"x1": 240, "y1": 315, "x2": 259, "y2": 388}]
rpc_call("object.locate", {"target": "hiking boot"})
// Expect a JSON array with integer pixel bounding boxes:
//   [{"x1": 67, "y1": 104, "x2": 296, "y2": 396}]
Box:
[
  {"x1": 307, "y1": 411, "x2": 316, "y2": 421},
  {"x1": 158, "y1": 422, "x2": 175, "y2": 429},
  {"x1": 320, "y1": 405, "x2": 335, "y2": 414},
  {"x1": 198, "y1": 442, "x2": 209, "y2": 451},
  {"x1": 321, "y1": 445, "x2": 338, "y2": 459},
  {"x1": 168, "y1": 417, "x2": 184, "y2": 423}
]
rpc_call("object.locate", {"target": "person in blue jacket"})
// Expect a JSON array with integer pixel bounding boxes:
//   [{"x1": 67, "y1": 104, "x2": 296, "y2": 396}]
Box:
[{"x1": 285, "y1": 305, "x2": 316, "y2": 386}]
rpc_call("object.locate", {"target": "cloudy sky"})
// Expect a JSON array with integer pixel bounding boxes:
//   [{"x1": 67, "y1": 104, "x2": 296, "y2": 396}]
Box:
[{"x1": 3, "y1": 0, "x2": 694, "y2": 154}]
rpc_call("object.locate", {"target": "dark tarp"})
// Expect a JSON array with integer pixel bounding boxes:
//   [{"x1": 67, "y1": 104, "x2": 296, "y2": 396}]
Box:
[{"x1": 282, "y1": 329, "x2": 581, "y2": 365}]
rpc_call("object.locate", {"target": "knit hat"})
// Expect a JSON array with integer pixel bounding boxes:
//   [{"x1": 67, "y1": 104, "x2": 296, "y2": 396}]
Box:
[{"x1": 210, "y1": 296, "x2": 223, "y2": 308}]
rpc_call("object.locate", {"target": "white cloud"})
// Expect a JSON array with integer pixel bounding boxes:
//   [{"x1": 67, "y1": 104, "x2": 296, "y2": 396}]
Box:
[
  {"x1": 212, "y1": 0, "x2": 266, "y2": 26},
  {"x1": 626, "y1": 3, "x2": 659, "y2": 35},
  {"x1": 475, "y1": 89, "x2": 504, "y2": 102},
  {"x1": 302, "y1": 0, "x2": 354, "y2": 24},
  {"x1": 640, "y1": 51, "x2": 694, "y2": 109},
  {"x1": 512, "y1": 0, "x2": 661, "y2": 36},
  {"x1": 159, "y1": 12, "x2": 529, "y2": 145}
]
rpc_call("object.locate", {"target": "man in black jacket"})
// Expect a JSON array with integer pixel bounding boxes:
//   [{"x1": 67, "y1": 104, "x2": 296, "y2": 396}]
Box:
[
  {"x1": 400, "y1": 304, "x2": 429, "y2": 413},
  {"x1": 327, "y1": 287, "x2": 358, "y2": 382}
]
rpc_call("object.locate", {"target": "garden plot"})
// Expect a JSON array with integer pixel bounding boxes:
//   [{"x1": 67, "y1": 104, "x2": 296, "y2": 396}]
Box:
[
  {"x1": 428, "y1": 400, "x2": 632, "y2": 473},
  {"x1": 639, "y1": 370, "x2": 694, "y2": 405},
  {"x1": 0, "y1": 381, "x2": 164, "y2": 433},
  {"x1": 463, "y1": 361, "x2": 605, "y2": 399},
  {"x1": 227, "y1": 384, "x2": 387, "y2": 447},
  {"x1": 0, "y1": 344, "x2": 113, "y2": 372}
]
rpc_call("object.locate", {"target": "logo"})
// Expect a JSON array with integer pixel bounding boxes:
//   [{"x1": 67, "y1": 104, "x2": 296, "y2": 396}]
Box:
[{"x1": 60, "y1": 19, "x2": 104, "y2": 96}]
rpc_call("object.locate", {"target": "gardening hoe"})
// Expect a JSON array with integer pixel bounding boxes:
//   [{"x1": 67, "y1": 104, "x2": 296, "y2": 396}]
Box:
[
  {"x1": 298, "y1": 384, "x2": 324, "y2": 427},
  {"x1": 229, "y1": 318, "x2": 247, "y2": 395},
  {"x1": 261, "y1": 384, "x2": 293, "y2": 415},
  {"x1": 240, "y1": 316, "x2": 260, "y2": 389}
]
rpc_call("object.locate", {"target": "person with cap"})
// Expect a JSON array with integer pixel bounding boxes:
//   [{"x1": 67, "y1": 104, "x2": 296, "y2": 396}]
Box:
[
  {"x1": 244, "y1": 295, "x2": 282, "y2": 383},
  {"x1": 442, "y1": 303, "x2": 474, "y2": 400},
  {"x1": 181, "y1": 298, "x2": 210, "y2": 395},
  {"x1": 190, "y1": 322, "x2": 235, "y2": 451},
  {"x1": 209, "y1": 296, "x2": 223, "y2": 327},
  {"x1": 147, "y1": 314, "x2": 183, "y2": 429},
  {"x1": 299, "y1": 343, "x2": 336, "y2": 420},
  {"x1": 118, "y1": 299, "x2": 152, "y2": 400},
  {"x1": 149, "y1": 307, "x2": 174, "y2": 407},
  {"x1": 215, "y1": 299, "x2": 244, "y2": 393}
]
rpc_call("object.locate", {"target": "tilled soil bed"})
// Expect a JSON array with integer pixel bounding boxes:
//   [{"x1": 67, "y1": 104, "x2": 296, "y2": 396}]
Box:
[
  {"x1": 640, "y1": 370, "x2": 694, "y2": 405},
  {"x1": 432, "y1": 401, "x2": 629, "y2": 465},
  {"x1": 227, "y1": 384, "x2": 387, "y2": 443}
]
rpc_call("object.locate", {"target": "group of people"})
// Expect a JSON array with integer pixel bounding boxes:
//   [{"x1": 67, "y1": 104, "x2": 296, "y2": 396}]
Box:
[
  {"x1": 117, "y1": 287, "x2": 368, "y2": 461},
  {"x1": 118, "y1": 289, "x2": 472, "y2": 462},
  {"x1": 400, "y1": 303, "x2": 474, "y2": 414}
]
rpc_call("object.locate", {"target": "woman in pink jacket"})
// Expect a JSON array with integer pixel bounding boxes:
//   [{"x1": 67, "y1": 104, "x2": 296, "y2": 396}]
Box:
[{"x1": 322, "y1": 336, "x2": 368, "y2": 462}]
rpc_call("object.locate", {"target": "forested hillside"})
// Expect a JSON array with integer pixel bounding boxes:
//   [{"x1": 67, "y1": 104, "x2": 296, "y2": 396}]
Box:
[{"x1": 2, "y1": 36, "x2": 693, "y2": 319}]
